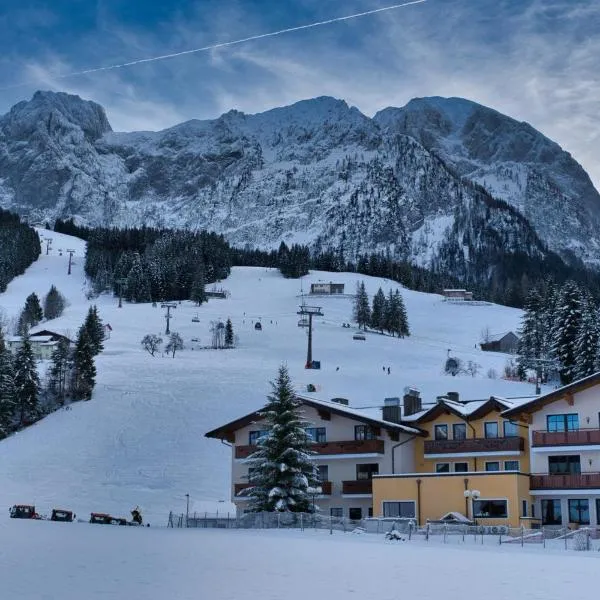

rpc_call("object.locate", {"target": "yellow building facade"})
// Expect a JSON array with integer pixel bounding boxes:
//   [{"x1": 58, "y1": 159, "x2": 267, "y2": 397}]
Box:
[{"x1": 373, "y1": 395, "x2": 533, "y2": 527}]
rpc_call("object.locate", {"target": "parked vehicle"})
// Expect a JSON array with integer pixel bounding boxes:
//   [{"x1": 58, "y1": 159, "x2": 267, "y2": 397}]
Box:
[
  {"x1": 9, "y1": 505, "x2": 40, "y2": 519},
  {"x1": 51, "y1": 509, "x2": 75, "y2": 522},
  {"x1": 89, "y1": 512, "x2": 113, "y2": 524}
]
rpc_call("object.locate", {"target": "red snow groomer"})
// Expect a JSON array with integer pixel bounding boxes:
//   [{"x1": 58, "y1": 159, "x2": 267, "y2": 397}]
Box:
[{"x1": 9, "y1": 505, "x2": 41, "y2": 519}]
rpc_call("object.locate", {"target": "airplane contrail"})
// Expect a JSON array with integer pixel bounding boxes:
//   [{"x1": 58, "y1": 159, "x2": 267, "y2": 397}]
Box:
[{"x1": 1, "y1": 0, "x2": 427, "y2": 89}]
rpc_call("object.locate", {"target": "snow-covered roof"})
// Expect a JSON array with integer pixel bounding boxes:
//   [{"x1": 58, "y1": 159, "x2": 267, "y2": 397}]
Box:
[{"x1": 483, "y1": 331, "x2": 519, "y2": 343}]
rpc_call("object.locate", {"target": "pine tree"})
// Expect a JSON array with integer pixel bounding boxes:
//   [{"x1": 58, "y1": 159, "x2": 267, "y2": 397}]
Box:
[
  {"x1": 47, "y1": 337, "x2": 72, "y2": 404},
  {"x1": 14, "y1": 333, "x2": 40, "y2": 426},
  {"x1": 552, "y1": 281, "x2": 583, "y2": 385},
  {"x1": 190, "y1": 266, "x2": 207, "y2": 305},
  {"x1": 247, "y1": 365, "x2": 318, "y2": 512},
  {"x1": 574, "y1": 302, "x2": 599, "y2": 380},
  {"x1": 353, "y1": 282, "x2": 371, "y2": 331},
  {"x1": 165, "y1": 332, "x2": 184, "y2": 358},
  {"x1": 518, "y1": 288, "x2": 545, "y2": 373},
  {"x1": 71, "y1": 326, "x2": 96, "y2": 401},
  {"x1": 43, "y1": 285, "x2": 66, "y2": 320},
  {"x1": 125, "y1": 253, "x2": 151, "y2": 303},
  {"x1": 83, "y1": 305, "x2": 104, "y2": 355},
  {"x1": 396, "y1": 290, "x2": 410, "y2": 338},
  {"x1": 23, "y1": 293, "x2": 43, "y2": 327},
  {"x1": 370, "y1": 288, "x2": 387, "y2": 333},
  {"x1": 0, "y1": 332, "x2": 16, "y2": 438},
  {"x1": 384, "y1": 289, "x2": 399, "y2": 336},
  {"x1": 225, "y1": 318, "x2": 234, "y2": 348}
]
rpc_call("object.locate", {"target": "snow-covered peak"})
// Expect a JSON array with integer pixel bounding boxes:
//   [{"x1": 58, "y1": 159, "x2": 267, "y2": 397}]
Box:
[{"x1": 1, "y1": 90, "x2": 112, "y2": 142}]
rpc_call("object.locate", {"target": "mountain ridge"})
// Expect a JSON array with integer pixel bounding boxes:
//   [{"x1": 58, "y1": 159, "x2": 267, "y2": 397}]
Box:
[{"x1": 1, "y1": 91, "x2": 599, "y2": 276}]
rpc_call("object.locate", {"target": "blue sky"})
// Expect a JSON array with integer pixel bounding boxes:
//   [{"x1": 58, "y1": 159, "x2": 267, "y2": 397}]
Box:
[{"x1": 0, "y1": 0, "x2": 599, "y2": 186}]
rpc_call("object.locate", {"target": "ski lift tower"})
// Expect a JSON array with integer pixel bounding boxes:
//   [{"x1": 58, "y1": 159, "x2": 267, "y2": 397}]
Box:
[
  {"x1": 297, "y1": 305, "x2": 323, "y2": 369},
  {"x1": 161, "y1": 302, "x2": 177, "y2": 335}
]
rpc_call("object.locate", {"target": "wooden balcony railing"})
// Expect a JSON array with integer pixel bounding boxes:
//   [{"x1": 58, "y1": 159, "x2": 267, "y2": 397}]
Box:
[
  {"x1": 342, "y1": 479, "x2": 373, "y2": 495},
  {"x1": 424, "y1": 436, "x2": 524, "y2": 455},
  {"x1": 530, "y1": 473, "x2": 600, "y2": 490},
  {"x1": 234, "y1": 481, "x2": 332, "y2": 496},
  {"x1": 532, "y1": 429, "x2": 600, "y2": 447},
  {"x1": 235, "y1": 439, "x2": 385, "y2": 459}
]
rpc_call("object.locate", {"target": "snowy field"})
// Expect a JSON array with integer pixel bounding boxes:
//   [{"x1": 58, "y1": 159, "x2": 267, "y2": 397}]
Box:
[
  {"x1": 1, "y1": 522, "x2": 598, "y2": 600},
  {"x1": 0, "y1": 229, "x2": 540, "y2": 523}
]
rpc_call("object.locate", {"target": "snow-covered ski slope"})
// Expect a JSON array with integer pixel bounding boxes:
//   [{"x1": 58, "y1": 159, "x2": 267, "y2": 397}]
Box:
[{"x1": 0, "y1": 230, "x2": 538, "y2": 522}]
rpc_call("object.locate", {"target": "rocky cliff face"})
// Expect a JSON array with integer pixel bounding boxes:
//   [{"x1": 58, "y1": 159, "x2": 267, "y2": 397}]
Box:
[{"x1": 1, "y1": 91, "x2": 599, "y2": 273}]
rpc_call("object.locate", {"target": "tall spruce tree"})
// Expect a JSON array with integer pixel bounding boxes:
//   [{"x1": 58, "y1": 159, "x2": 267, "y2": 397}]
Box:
[
  {"x1": 384, "y1": 289, "x2": 399, "y2": 336},
  {"x1": 518, "y1": 288, "x2": 546, "y2": 375},
  {"x1": 24, "y1": 293, "x2": 43, "y2": 326},
  {"x1": 43, "y1": 285, "x2": 66, "y2": 320},
  {"x1": 190, "y1": 265, "x2": 207, "y2": 305},
  {"x1": 396, "y1": 290, "x2": 410, "y2": 338},
  {"x1": 47, "y1": 338, "x2": 72, "y2": 404},
  {"x1": 247, "y1": 365, "x2": 318, "y2": 512},
  {"x1": 353, "y1": 282, "x2": 371, "y2": 331},
  {"x1": 71, "y1": 326, "x2": 96, "y2": 401},
  {"x1": 14, "y1": 333, "x2": 40, "y2": 426},
  {"x1": 83, "y1": 305, "x2": 104, "y2": 355},
  {"x1": 370, "y1": 288, "x2": 387, "y2": 333},
  {"x1": 0, "y1": 331, "x2": 16, "y2": 438},
  {"x1": 574, "y1": 302, "x2": 599, "y2": 380},
  {"x1": 552, "y1": 281, "x2": 583, "y2": 385},
  {"x1": 225, "y1": 318, "x2": 234, "y2": 348}
]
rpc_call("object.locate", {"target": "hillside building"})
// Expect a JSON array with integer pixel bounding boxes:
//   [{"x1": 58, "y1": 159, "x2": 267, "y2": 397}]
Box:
[
  {"x1": 6, "y1": 330, "x2": 72, "y2": 361},
  {"x1": 309, "y1": 282, "x2": 345, "y2": 295},
  {"x1": 480, "y1": 331, "x2": 520, "y2": 354},
  {"x1": 442, "y1": 289, "x2": 473, "y2": 301}
]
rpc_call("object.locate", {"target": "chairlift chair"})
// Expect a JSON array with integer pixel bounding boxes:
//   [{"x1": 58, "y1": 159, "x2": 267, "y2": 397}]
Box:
[{"x1": 191, "y1": 314, "x2": 200, "y2": 323}]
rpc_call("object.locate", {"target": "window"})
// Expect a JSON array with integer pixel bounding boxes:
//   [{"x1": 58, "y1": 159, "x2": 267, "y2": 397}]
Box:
[
  {"x1": 349, "y1": 507, "x2": 363, "y2": 520},
  {"x1": 568, "y1": 499, "x2": 590, "y2": 525},
  {"x1": 356, "y1": 463, "x2": 379, "y2": 480},
  {"x1": 434, "y1": 424, "x2": 448, "y2": 440},
  {"x1": 453, "y1": 423, "x2": 467, "y2": 440},
  {"x1": 548, "y1": 455, "x2": 581, "y2": 475},
  {"x1": 521, "y1": 500, "x2": 528, "y2": 518},
  {"x1": 435, "y1": 463, "x2": 450, "y2": 473},
  {"x1": 382, "y1": 501, "x2": 416, "y2": 518},
  {"x1": 541, "y1": 499, "x2": 562, "y2": 525},
  {"x1": 305, "y1": 427, "x2": 327, "y2": 443},
  {"x1": 504, "y1": 460, "x2": 520, "y2": 471},
  {"x1": 597, "y1": 500, "x2": 600, "y2": 526},
  {"x1": 484, "y1": 422, "x2": 499, "y2": 438},
  {"x1": 317, "y1": 465, "x2": 329, "y2": 482},
  {"x1": 355, "y1": 425, "x2": 377, "y2": 441},
  {"x1": 485, "y1": 461, "x2": 500, "y2": 472},
  {"x1": 454, "y1": 462, "x2": 469, "y2": 473},
  {"x1": 472, "y1": 499, "x2": 508, "y2": 518},
  {"x1": 248, "y1": 430, "x2": 267, "y2": 445},
  {"x1": 503, "y1": 421, "x2": 519, "y2": 437},
  {"x1": 368, "y1": 507, "x2": 373, "y2": 517},
  {"x1": 330, "y1": 507, "x2": 343, "y2": 518},
  {"x1": 547, "y1": 414, "x2": 579, "y2": 432}
]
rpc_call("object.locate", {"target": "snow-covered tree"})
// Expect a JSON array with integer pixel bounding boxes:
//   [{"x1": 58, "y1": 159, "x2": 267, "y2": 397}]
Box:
[
  {"x1": 370, "y1": 288, "x2": 387, "y2": 333},
  {"x1": 83, "y1": 305, "x2": 104, "y2": 355},
  {"x1": 47, "y1": 337, "x2": 72, "y2": 405},
  {"x1": 353, "y1": 281, "x2": 371, "y2": 331},
  {"x1": 125, "y1": 253, "x2": 151, "y2": 303},
  {"x1": 225, "y1": 318, "x2": 234, "y2": 348},
  {"x1": 0, "y1": 333, "x2": 16, "y2": 438},
  {"x1": 43, "y1": 285, "x2": 66, "y2": 320},
  {"x1": 141, "y1": 334, "x2": 163, "y2": 356},
  {"x1": 552, "y1": 281, "x2": 583, "y2": 385},
  {"x1": 190, "y1": 266, "x2": 207, "y2": 305},
  {"x1": 165, "y1": 332, "x2": 184, "y2": 358},
  {"x1": 396, "y1": 290, "x2": 410, "y2": 338},
  {"x1": 246, "y1": 365, "x2": 318, "y2": 512},
  {"x1": 574, "y1": 302, "x2": 599, "y2": 379},
  {"x1": 518, "y1": 288, "x2": 546, "y2": 375},
  {"x1": 14, "y1": 333, "x2": 40, "y2": 425},
  {"x1": 71, "y1": 326, "x2": 96, "y2": 401}
]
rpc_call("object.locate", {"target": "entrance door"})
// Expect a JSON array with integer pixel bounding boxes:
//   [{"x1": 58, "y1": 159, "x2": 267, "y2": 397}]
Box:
[{"x1": 349, "y1": 507, "x2": 362, "y2": 521}]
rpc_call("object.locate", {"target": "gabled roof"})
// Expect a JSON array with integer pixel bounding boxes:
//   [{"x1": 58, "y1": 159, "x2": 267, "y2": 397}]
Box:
[
  {"x1": 502, "y1": 372, "x2": 600, "y2": 419},
  {"x1": 483, "y1": 331, "x2": 519, "y2": 343},
  {"x1": 205, "y1": 395, "x2": 426, "y2": 442},
  {"x1": 406, "y1": 396, "x2": 520, "y2": 424}
]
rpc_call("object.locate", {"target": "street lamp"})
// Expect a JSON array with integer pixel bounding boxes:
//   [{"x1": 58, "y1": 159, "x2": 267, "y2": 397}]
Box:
[{"x1": 463, "y1": 489, "x2": 480, "y2": 521}]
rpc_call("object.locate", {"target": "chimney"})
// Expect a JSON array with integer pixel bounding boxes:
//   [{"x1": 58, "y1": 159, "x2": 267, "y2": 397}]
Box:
[
  {"x1": 331, "y1": 397, "x2": 349, "y2": 406},
  {"x1": 403, "y1": 388, "x2": 422, "y2": 417},
  {"x1": 447, "y1": 392, "x2": 459, "y2": 403},
  {"x1": 383, "y1": 397, "x2": 401, "y2": 423}
]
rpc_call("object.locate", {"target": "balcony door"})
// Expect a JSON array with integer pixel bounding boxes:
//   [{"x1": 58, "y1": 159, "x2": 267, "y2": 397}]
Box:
[{"x1": 548, "y1": 455, "x2": 581, "y2": 475}]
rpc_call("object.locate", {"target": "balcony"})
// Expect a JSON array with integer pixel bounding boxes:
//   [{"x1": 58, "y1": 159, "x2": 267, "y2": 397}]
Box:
[
  {"x1": 424, "y1": 436, "x2": 525, "y2": 455},
  {"x1": 530, "y1": 473, "x2": 600, "y2": 490},
  {"x1": 532, "y1": 429, "x2": 600, "y2": 448},
  {"x1": 342, "y1": 479, "x2": 373, "y2": 495},
  {"x1": 235, "y1": 439, "x2": 385, "y2": 459},
  {"x1": 234, "y1": 481, "x2": 332, "y2": 496}
]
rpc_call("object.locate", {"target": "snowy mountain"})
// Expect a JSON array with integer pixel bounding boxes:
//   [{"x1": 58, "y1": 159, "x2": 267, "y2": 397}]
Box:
[{"x1": 1, "y1": 91, "x2": 599, "y2": 270}]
